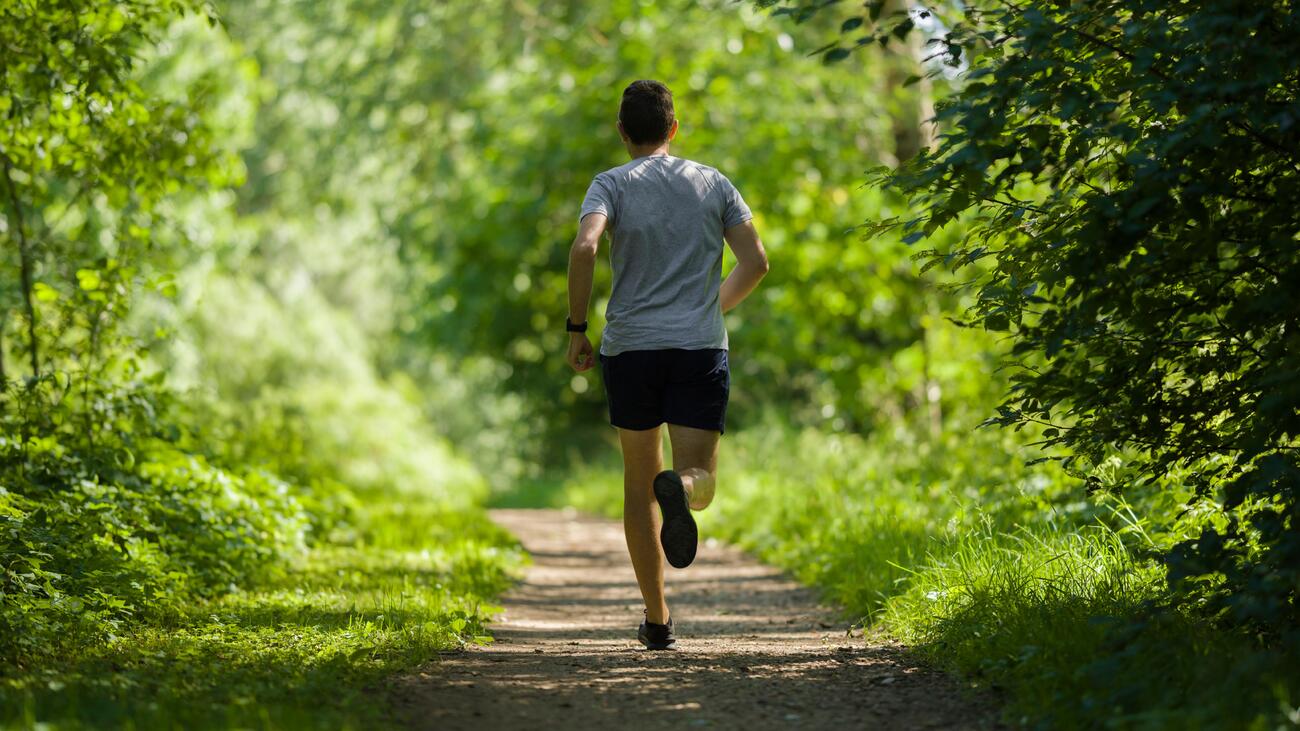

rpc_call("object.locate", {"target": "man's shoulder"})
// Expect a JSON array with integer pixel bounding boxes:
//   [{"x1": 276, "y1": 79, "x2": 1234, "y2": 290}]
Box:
[
  {"x1": 592, "y1": 157, "x2": 646, "y2": 178},
  {"x1": 592, "y1": 156, "x2": 727, "y2": 181},
  {"x1": 675, "y1": 156, "x2": 722, "y2": 175}
]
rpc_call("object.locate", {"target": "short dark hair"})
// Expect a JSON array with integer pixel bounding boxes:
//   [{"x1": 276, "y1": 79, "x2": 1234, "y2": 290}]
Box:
[{"x1": 619, "y1": 80, "x2": 675, "y2": 145}]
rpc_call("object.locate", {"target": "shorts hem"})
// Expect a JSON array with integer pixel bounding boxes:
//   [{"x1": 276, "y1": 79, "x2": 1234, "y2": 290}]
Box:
[
  {"x1": 607, "y1": 418, "x2": 726, "y2": 435},
  {"x1": 608, "y1": 417, "x2": 665, "y2": 432}
]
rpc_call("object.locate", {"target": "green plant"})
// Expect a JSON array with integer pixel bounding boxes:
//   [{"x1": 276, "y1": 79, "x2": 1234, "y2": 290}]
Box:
[{"x1": 757, "y1": 0, "x2": 1300, "y2": 632}]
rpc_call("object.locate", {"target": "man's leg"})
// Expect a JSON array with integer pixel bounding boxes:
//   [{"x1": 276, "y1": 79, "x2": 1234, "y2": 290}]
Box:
[
  {"x1": 617, "y1": 425, "x2": 670, "y2": 624},
  {"x1": 667, "y1": 424, "x2": 719, "y2": 510}
]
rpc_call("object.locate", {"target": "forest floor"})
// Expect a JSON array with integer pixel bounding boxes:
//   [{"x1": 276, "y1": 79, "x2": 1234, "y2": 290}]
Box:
[{"x1": 389, "y1": 508, "x2": 1003, "y2": 730}]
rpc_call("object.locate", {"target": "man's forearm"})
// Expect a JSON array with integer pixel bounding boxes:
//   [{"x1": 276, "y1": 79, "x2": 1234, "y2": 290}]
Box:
[
  {"x1": 720, "y1": 261, "x2": 767, "y2": 313},
  {"x1": 567, "y1": 243, "x2": 597, "y2": 323}
]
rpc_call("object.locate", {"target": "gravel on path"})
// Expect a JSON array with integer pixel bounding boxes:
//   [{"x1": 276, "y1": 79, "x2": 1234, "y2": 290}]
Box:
[{"x1": 390, "y1": 508, "x2": 1001, "y2": 730}]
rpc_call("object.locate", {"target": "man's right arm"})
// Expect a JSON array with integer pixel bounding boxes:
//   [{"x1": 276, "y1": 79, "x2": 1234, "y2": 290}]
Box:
[{"x1": 720, "y1": 220, "x2": 769, "y2": 313}]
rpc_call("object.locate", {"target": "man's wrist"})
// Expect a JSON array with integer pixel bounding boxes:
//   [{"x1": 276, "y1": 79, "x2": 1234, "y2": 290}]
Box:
[{"x1": 565, "y1": 316, "x2": 588, "y2": 333}]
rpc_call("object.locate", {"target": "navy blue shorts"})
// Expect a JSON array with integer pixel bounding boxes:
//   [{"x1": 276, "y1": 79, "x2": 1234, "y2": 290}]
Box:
[{"x1": 598, "y1": 348, "x2": 729, "y2": 434}]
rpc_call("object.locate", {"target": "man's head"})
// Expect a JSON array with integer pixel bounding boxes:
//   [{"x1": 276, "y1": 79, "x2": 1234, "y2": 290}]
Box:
[{"x1": 618, "y1": 80, "x2": 677, "y2": 148}]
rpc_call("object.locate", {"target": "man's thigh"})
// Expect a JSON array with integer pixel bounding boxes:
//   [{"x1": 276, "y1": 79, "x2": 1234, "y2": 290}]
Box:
[
  {"x1": 617, "y1": 425, "x2": 664, "y2": 489},
  {"x1": 667, "y1": 423, "x2": 719, "y2": 473}
]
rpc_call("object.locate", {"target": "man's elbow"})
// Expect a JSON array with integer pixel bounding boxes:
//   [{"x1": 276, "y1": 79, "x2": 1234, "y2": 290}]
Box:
[{"x1": 570, "y1": 237, "x2": 599, "y2": 262}]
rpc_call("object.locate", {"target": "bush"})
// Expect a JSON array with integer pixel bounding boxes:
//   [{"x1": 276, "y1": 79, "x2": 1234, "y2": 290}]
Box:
[{"x1": 0, "y1": 378, "x2": 309, "y2": 667}]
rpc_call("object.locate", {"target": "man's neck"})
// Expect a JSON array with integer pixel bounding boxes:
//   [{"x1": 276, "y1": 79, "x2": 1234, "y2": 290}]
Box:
[{"x1": 628, "y1": 142, "x2": 671, "y2": 159}]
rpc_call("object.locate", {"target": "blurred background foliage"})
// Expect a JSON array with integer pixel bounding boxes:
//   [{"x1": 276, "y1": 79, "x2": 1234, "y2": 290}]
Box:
[{"x1": 203, "y1": 0, "x2": 1005, "y2": 482}]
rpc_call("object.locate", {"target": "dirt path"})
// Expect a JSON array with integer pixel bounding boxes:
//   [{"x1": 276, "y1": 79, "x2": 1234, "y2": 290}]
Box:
[{"x1": 391, "y1": 509, "x2": 1001, "y2": 729}]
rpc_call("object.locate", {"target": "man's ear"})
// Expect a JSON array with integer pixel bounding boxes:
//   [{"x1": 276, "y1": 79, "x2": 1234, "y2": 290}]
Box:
[
  {"x1": 667, "y1": 118, "x2": 679, "y2": 140},
  {"x1": 616, "y1": 120, "x2": 630, "y2": 143}
]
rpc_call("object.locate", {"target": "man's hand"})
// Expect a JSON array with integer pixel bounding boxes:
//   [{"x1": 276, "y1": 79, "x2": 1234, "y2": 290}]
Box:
[{"x1": 567, "y1": 333, "x2": 595, "y2": 372}]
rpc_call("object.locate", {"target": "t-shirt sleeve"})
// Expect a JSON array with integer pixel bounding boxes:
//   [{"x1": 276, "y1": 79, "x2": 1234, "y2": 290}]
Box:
[
  {"x1": 719, "y1": 174, "x2": 753, "y2": 228},
  {"x1": 579, "y1": 174, "x2": 615, "y2": 226}
]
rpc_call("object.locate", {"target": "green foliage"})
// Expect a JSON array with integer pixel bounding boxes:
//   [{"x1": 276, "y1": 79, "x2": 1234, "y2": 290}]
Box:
[
  {"x1": 885, "y1": 521, "x2": 1300, "y2": 731},
  {"x1": 760, "y1": 0, "x2": 1300, "y2": 630},
  {"x1": 0, "y1": 3, "x2": 515, "y2": 714},
  {"x1": 0, "y1": 374, "x2": 310, "y2": 665},
  {"x1": 204, "y1": 0, "x2": 987, "y2": 471},
  {"x1": 1, "y1": 501, "x2": 521, "y2": 729},
  {"x1": 0, "y1": 0, "x2": 234, "y2": 384},
  {"x1": 6, "y1": 0, "x2": 1300, "y2": 728}
]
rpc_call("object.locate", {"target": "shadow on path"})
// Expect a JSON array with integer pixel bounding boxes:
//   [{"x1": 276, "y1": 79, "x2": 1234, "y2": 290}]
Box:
[{"x1": 390, "y1": 509, "x2": 1001, "y2": 730}]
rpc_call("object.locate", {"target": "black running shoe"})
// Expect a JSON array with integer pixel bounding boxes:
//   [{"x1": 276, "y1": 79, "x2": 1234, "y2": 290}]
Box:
[
  {"x1": 638, "y1": 612, "x2": 676, "y2": 650},
  {"x1": 653, "y1": 469, "x2": 698, "y2": 569}
]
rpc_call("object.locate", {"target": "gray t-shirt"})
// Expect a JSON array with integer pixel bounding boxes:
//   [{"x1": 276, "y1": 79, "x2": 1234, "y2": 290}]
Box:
[{"x1": 579, "y1": 154, "x2": 752, "y2": 356}]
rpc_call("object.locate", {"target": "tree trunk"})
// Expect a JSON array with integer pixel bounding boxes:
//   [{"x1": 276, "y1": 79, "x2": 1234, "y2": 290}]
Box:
[
  {"x1": 0, "y1": 308, "x2": 7, "y2": 393},
  {"x1": 882, "y1": 0, "x2": 937, "y2": 163},
  {"x1": 1, "y1": 155, "x2": 39, "y2": 379}
]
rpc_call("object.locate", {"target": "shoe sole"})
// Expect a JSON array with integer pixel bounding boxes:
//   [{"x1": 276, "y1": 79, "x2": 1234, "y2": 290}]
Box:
[{"x1": 653, "y1": 470, "x2": 698, "y2": 569}]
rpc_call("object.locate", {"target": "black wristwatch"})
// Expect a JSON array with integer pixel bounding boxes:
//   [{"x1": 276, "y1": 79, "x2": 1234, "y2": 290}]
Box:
[{"x1": 565, "y1": 317, "x2": 587, "y2": 333}]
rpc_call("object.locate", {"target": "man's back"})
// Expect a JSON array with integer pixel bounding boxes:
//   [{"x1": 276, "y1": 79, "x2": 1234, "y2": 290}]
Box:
[{"x1": 580, "y1": 154, "x2": 752, "y2": 356}]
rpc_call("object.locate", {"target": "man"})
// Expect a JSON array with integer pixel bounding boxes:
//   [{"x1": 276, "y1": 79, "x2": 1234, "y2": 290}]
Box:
[{"x1": 564, "y1": 79, "x2": 769, "y2": 650}]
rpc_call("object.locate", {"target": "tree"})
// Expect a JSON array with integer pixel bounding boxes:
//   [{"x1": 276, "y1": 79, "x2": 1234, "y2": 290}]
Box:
[
  {"x1": 0, "y1": 0, "x2": 229, "y2": 391},
  {"x1": 767, "y1": 0, "x2": 1300, "y2": 628}
]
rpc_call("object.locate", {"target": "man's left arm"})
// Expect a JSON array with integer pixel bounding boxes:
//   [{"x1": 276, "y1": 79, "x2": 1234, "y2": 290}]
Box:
[{"x1": 566, "y1": 212, "x2": 607, "y2": 372}]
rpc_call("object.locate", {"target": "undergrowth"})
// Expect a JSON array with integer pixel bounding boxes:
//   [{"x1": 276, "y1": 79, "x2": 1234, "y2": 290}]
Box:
[
  {"x1": 1, "y1": 377, "x2": 523, "y2": 730},
  {"x1": 1, "y1": 499, "x2": 521, "y2": 730}
]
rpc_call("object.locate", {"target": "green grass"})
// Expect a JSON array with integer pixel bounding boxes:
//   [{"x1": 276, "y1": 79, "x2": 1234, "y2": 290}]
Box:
[
  {"x1": 884, "y1": 523, "x2": 1300, "y2": 730},
  {"x1": 0, "y1": 500, "x2": 523, "y2": 730},
  {"x1": 502, "y1": 421, "x2": 1300, "y2": 730}
]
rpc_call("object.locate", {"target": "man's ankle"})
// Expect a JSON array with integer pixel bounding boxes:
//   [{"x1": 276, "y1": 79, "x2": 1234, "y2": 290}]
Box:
[{"x1": 646, "y1": 606, "x2": 670, "y2": 625}]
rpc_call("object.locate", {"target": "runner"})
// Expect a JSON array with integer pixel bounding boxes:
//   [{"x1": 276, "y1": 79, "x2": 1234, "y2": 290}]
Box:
[{"x1": 564, "y1": 79, "x2": 769, "y2": 650}]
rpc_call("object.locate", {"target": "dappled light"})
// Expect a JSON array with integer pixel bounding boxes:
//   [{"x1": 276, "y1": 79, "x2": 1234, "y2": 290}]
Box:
[{"x1": 2, "y1": 0, "x2": 1298, "y2": 728}]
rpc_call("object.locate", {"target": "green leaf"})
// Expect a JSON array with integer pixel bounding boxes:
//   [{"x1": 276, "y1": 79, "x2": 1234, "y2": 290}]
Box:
[
  {"x1": 823, "y1": 48, "x2": 852, "y2": 64},
  {"x1": 76, "y1": 269, "x2": 102, "y2": 291},
  {"x1": 33, "y1": 282, "x2": 60, "y2": 302}
]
